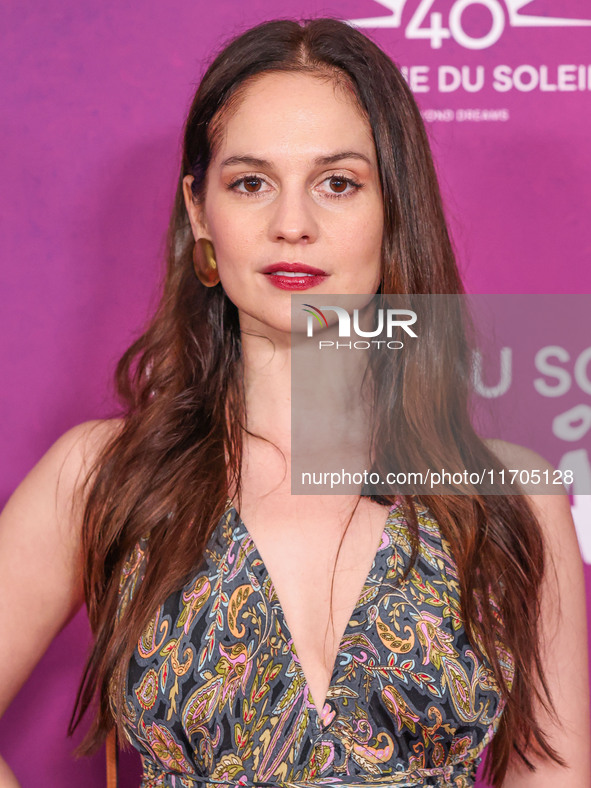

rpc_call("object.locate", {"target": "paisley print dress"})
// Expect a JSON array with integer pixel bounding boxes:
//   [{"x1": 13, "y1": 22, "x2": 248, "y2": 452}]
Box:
[{"x1": 110, "y1": 497, "x2": 515, "y2": 788}]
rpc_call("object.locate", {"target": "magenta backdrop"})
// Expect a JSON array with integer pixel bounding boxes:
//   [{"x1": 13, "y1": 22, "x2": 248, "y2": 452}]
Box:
[{"x1": 1, "y1": 1, "x2": 590, "y2": 785}]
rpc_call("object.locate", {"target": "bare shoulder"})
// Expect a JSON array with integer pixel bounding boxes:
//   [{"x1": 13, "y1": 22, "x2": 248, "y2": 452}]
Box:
[
  {"x1": 17, "y1": 418, "x2": 124, "y2": 529},
  {"x1": 483, "y1": 439, "x2": 580, "y2": 619},
  {"x1": 0, "y1": 417, "x2": 125, "y2": 562},
  {"x1": 47, "y1": 418, "x2": 124, "y2": 505},
  {"x1": 483, "y1": 437, "x2": 572, "y2": 524},
  {"x1": 0, "y1": 417, "x2": 125, "y2": 719},
  {"x1": 48, "y1": 417, "x2": 124, "y2": 473},
  {"x1": 483, "y1": 437, "x2": 555, "y2": 474},
  {"x1": 484, "y1": 456, "x2": 590, "y2": 783}
]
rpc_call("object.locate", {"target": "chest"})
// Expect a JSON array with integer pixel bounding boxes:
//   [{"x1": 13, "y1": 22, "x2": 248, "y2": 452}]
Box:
[
  {"x1": 231, "y1": 479, "x2": 392, "y2": 717},
  {"x1": 120, "y1": 495, "x2": 508, "y2": 787}
]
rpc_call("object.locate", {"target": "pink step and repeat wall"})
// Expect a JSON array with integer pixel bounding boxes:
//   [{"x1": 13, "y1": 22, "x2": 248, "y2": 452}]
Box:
[{"x1": 1, "y1": 0, "x2": 590, "y2": 785}]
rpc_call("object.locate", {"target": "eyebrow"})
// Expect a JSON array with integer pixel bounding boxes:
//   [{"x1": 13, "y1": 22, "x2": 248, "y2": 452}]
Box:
[{"x1": 220, "y1": 151, "x2": 373, "y2": 168}]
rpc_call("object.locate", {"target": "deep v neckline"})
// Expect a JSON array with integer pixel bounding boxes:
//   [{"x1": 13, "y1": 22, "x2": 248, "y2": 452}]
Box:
[{"x1": 226, "y1": 497, "x2": 402, "y2": 725}]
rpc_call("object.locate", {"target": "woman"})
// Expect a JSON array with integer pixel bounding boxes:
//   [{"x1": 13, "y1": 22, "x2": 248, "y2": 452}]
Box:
[{"x1": 0, "y1": 17, "x2": 588, "y2": 788}]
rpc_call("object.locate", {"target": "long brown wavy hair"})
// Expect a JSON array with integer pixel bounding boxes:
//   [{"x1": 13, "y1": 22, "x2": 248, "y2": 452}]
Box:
[{"x1": 67, "y1": 17, "x2": 566, "y2": 786}]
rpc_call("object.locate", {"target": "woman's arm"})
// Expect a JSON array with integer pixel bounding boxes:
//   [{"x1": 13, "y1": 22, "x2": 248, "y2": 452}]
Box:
[
  {"x1": 501, "y1": 489, "x2": 590, "y2": 787},
  {"x1": 0, "y1": 419, "x2": 121, "y2": 786}
]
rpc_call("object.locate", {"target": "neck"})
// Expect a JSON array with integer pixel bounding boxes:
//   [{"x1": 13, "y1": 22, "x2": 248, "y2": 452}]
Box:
[{"x1": 239, "y1": 311, "x2": 374, "y2": 464}]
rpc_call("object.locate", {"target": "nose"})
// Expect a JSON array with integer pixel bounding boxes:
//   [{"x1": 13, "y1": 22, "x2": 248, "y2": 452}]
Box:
[{"x1": 267, "y1": 184, "x2": 319, "y2": 244}]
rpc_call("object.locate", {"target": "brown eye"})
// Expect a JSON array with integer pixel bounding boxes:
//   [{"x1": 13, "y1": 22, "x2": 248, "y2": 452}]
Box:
[
  {"x1": 228, "y1": 175, "x2": 270, "y2": 197},
  {"x1": 243, "y1": 177, "x2": 262, "y2": 192},
  {"x1": 329, "y1": 176, "x2": 348, "y2": 193}
]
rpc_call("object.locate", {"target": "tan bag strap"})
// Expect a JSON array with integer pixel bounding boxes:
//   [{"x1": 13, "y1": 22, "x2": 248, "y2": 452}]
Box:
[{"x1": 106, "y1": 726, "x2": 118, "y2": 788}]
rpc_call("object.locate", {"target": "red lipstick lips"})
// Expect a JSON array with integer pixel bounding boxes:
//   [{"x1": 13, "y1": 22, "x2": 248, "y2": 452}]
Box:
[{"x1": 261, "y1": 262, "x2": 329, "y2": 291}]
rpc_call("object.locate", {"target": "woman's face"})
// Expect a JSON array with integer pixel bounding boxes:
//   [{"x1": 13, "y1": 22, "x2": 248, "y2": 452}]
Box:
[{"x1": 183, "y1": 71, "x2": 384, "y2": 336}]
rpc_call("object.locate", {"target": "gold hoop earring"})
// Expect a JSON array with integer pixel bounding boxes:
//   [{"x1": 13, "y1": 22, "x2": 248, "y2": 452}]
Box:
[{"x1": 192, "y1": 238, "x2": 220, "y2": 287}]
